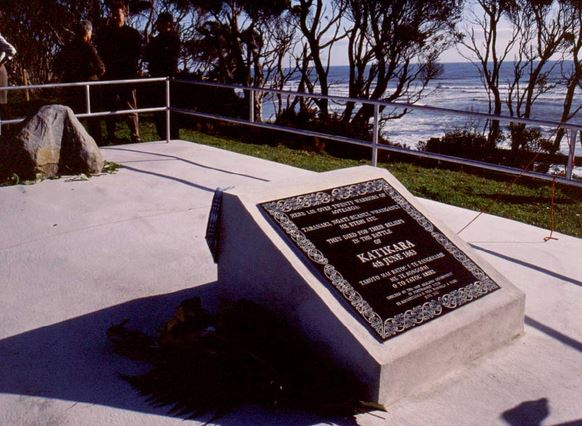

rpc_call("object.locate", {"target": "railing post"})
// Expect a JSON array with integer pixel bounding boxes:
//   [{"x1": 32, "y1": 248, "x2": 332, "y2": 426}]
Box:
[
  {"x1": 85, "y1": 84, "x2": 91, "y2": 114},
  {"x1": 372, "y1": 103, "x2": 379, "y2": 167},
  {"x1": 566, "y1": 128, "x2": 577, "y2": 180},
  {"x1": 249, "y1": 88, "x2": 255, "y2": 123},
  {"x1": 166, "y1": 77, "x2": 171, "y2": 143}
]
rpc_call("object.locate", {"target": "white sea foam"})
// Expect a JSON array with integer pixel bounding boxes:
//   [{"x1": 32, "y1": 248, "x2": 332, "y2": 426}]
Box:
[{"x1": 274, "y1": 63, "x2": 582, "y2": 157}]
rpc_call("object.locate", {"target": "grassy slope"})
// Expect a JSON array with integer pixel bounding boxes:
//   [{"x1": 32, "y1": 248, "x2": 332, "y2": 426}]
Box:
[
  {"x1": 174, "y1": 128, "x2": 582, "y2": 238},
  {"x1": 3, "y1": 106, "x2": 580, "y2": 236},
  {"x1": 72, "y1": 117, "x2": 582, "y2": 238}
]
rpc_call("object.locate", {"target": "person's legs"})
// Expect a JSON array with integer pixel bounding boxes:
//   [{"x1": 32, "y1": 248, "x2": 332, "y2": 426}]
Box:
[
  {"x1": 87, "y1": 117, "x2": 103, "y2": 145},
  {"x1": 152, "y1": 85, "x2": 178, "y2": 140},
  {"x1": 121, "y1": 86, "x2": 140, "y2": 143},
  {"x1": 70, "y1": 90, "x2": 104, "y2": 146},
  {"x1": 0, "y1": 64, "x2": 9, "y2": 120},
  {"x1": 103, "y1": 85, "x2": 119, "y2": 142},
  {"x1": 88, "y1": 85, "x2": 103, "y2": 145},
  {"x1": 154, "y1": 111, "x2": 164, "y2": 141},
  {"x1": 152, "y1": 84, "x2": 165, "y2": 140}
]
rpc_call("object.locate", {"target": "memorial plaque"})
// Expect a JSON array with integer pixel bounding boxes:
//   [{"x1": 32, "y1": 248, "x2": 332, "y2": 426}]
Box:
[
  {"x1": 205, "y1": 189, "x2": 224, "y2": 263},
  {"x1": 260, "y1": 178, "x2": 500, "y2": 341}
]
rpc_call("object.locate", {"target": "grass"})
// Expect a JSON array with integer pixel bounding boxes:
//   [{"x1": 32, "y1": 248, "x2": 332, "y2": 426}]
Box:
[
  {"x1": 0, "y1": 160, "x2": 121, "y2": 186},
  {"x1": 4, "y1": 114, "x2": 580, "y2": 237},
  {"x1": 171, "y1": 126, "x2": 582, "y2": 238}
]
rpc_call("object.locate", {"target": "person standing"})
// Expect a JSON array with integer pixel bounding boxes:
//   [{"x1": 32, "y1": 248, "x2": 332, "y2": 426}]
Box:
[
  {"x1": 54, "y1": 20, "x2": 105, "y2": 84},
  {"x1": 53, "y1": 20, "x2": 106, "y2": 143},
  {"x1": 0, "y1": 33, "x2": 17, "y2": 119},
  {"x1": 97, "y1": 2, "x2": 142, "y2": 143},
  {"x1": 144, "y1": 12, "x2": 180, "y2": 140}
]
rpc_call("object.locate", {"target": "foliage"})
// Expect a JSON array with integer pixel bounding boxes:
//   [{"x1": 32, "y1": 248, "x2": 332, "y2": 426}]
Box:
[
  {"x1": 180, "y1": 0, "x2": 293, "y2": 81},
  {"x1": 0, "y1": 0, "x2": 74, "y2": 82},
  {"x1": 507, "y1": 123, "x2": 554, "y2": 153},
  {"x1": 459, "y1": 0, "x2": 581, "y2": 150},
  {"x1": 421, "y1": 128, "x2": 494, "y2": 160},
  {"x1": 341, "y1": 0, "x2": 463, "y2": 131},
  {"x1": 553, "y1": 2, "x2": 582, "y2": 152},
  {"x1": 179, "y1": 128, "x2": 582, "y2": 238},
  {"x1": 108, "y1": 297, "x2": 383, "y2": 422},
  {"x1": 0, "y1": 156, "x2": 120, "y2": 186},
  {"x1": 2, "y1": 0, "x2": 580, "y2": 160},
  {"x1": 276, "y1": 107, "x2": 371, "y2": 145},
  {"x1": 0, "y1": 171, "x2": 50, "y2": 186},
  {"x1": 102, "y1": 160, "x2": 121, "y2": 173},
  {"x1": 419, "y1": 124, "x2": 556, "y2": 172}
]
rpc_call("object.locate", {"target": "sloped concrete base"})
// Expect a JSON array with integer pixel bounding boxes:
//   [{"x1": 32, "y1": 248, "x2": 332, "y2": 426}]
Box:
[{"x1": 217, "y1": 166, "x2": 525, "y2": 405}]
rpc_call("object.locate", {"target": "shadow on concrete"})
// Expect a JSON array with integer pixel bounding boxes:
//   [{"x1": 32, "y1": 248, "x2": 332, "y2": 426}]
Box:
[
  {"x1": 501, "y1": 397, "x2": 550, "y2": 426},
  {"x1": 525, "y1": 316, "x2": 582, "y2": 353},
  {"x1": 120, "y1": 164, "x2": 217, "y2": 192},
  {"x1": 0, "y1": 283, "x2": 341, "y2": 425},
  {"x1": 548, "y1": 420, "x2": 582, "y2": 425},
  {"x1": 470, "y1": 244, "x2": 582, "y2": 288},
  {"x1": 105, "y1": 146, "x2": 270, "y2": 182}
]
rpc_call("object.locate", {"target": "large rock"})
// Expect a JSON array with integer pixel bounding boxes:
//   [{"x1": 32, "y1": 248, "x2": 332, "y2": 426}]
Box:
[{"x1": 0, "y1": 104, "x2": 104, "y2": 179}]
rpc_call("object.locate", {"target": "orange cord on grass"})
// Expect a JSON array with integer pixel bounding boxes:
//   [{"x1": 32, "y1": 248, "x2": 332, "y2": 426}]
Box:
[
  {"x1": 456, "y1": 125, "x2": 572, "y2": 241},
  {"x1": 456, "y1": 151, "x2": 543, "y2": 236},
  {"x1": 542, "y1": 128, "x2": 576, "y2": 242},
  {"x1": 544, "y1": 177, "x2": 559, "y2": 241},
  {"x1": 544, "y1": 128, "x2": 573, "y2": 242}
]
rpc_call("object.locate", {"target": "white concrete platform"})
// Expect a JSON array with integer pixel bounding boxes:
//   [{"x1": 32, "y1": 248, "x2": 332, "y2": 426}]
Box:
[{"x1": 1, "y1": 140, "x2": 581, "y2": 425}]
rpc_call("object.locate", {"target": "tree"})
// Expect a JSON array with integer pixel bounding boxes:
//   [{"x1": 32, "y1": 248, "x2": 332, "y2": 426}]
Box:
[
  {"x1": 506, "y1": 0, "x2": 574, "y2": 153},
  {"x1": 0, "y1": 0, "x2": 77, "y2": 83},
  {"x1": 554, "y1": 0, "x2": 582, "y2": 153},
  {"x1": 342, "y1": 0, "x2": 463, "y2": 135},
  {"x1": 0, "y1": 0, "x2": 153, "y2": 84},
  {"x1": 292, "y1": 0, "x2": 348, "y2": 119},
  {"x1": 459, "y1": 0, "x2": 521, "y2": 149},
  {"x1": 183, "y1": 0, "x2": 295, "y2": 119},
  {"x1": 460, "y1": 0, "x2": 577, "y2": 154}
]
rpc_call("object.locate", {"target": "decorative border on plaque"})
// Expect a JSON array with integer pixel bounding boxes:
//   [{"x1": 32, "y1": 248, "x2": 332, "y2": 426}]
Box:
[{"x1": 262, "y1": 179, "x2": 500, "y2": 340}]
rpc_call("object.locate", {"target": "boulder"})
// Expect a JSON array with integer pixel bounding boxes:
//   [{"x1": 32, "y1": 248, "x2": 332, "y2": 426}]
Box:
[{"x1": 0, "y1": 104, "x2": 104, "y2": 179}]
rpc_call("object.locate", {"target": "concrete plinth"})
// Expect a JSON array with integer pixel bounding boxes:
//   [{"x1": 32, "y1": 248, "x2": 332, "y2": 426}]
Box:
[{"x1": 217, "y1": 166, "x2": 525, "y2": 406}]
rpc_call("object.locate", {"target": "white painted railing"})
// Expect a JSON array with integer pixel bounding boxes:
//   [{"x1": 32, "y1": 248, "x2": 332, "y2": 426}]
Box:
[
  {"x1": 0, "y1": 77, "x2": 171, "y2": 142},
  {"x1": 172, "y1": 79, "x2": 582, "y2": 188},
  {"x1": 1, "y1": 77, "x2": 580, "y2": 187}
]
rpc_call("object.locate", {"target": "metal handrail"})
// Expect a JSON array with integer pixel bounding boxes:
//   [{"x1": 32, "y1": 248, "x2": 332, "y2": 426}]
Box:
[
  {"x1": 0, "y1": 76, "x2": 580, "y2": 185},
  {"x1": 173, "y1": 108, "x2": 582, "y2": 188},
  {"x1": 0, "y1": 77, "x2": 168, "y2": 91},
  {"x1": 0, "y1": 77, "x2": 171, "y2": 142},
  {"x1": 172, "y1": 78, "x2": 582, "y2": 185},
  {"x1": 0, "y1": 107, "x2": 167, "y2": 125},
  {"x1": 172, "y1": 78, "x2": 582, "y2": 132}
]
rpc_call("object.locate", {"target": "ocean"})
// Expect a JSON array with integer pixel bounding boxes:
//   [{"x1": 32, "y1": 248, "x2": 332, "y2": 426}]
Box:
[{"x1": 277, "y1": 62, "x2": 581, "y2": 157}]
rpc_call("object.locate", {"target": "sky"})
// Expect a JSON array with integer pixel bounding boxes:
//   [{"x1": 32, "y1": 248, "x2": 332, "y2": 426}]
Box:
[
  {"x1": 325, "y1": 3, "x2": 518, "y2": 66},
  {"x1": 441, "y1": 26, "x2": 518, "y2": 64},
  {"x1": 326, "y1": 30, "x2": 517, "y2": 66}
]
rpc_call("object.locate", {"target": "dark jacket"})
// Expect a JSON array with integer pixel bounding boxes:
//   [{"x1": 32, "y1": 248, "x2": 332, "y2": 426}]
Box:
[
  {"x1": 97, "y1": 24, "x2": 141, "y2": 80},
  {"x1": 144, "y1": 31, "x2": 180, "y2": 77},
  {"x1": 54, "y1": 39, "x2": 105, "y2": 82}
]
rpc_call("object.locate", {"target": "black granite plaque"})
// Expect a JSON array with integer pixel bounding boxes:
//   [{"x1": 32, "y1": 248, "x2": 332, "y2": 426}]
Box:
[
  {"x1": 205, "y1": 189, "x2": 224, "y2": 263},
  {"x1": 260, "y1": 178, "x2": 500, "y2": 341}
]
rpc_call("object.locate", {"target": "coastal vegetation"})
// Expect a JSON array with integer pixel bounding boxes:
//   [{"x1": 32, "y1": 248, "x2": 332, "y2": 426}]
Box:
[
  {"x1": 2, "y1": 114, "x2": 579, "y2": 238},
  {"x1": 1, "y1": 0, "x2": 580, "y2": 158},
  {"x1": 0, "y1": 1, "x2": 580, "y2": 236},
  {"x1": 172, "y1": 124, "x2": 582, "y2": 238}
]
